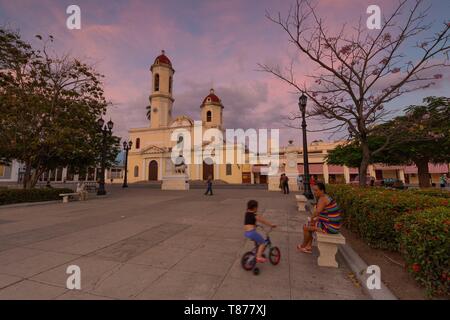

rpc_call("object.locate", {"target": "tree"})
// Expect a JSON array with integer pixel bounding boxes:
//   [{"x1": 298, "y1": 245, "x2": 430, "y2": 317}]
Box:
[
  {"x1": 326, "y1": 137, "x2": 386, "y2": 169},
  {"x1": 327, "y1": 96, "x2": 450, "y2": 187},
  {"x1": 259, "y1": 0, "x2": 449, "y2": 186},
  {"x1": 0, "y1": 29, "x2": 121, "y2": 188},
  {"x1": 386, "y1": 96, "x2": 450, "y2": 187}
]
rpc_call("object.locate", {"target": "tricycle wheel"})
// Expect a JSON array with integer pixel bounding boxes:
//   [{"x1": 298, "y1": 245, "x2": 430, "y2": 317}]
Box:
[
  {"x1": 241, "y1": 251, "x2": 256, "y2": 271},
  {"x1": 269, "y1": 247, "x2": 281, "y2": 265}
]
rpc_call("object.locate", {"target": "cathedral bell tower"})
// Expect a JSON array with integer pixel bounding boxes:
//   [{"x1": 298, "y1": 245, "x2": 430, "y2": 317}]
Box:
[
  {"x1": 200, "y1": 88, "x2": 224, "y2": 130},
  {"x1": 150, "y1": 50, "x2": 175, "y2": 128}
]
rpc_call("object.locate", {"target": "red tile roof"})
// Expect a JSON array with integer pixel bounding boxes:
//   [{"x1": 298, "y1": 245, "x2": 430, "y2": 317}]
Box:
[
  {"x1": 202, "y1": 89, "x2": 221, "y2": 105},
  {"x1": 154, "y1": 50, "x2": 172, "y2": 66}
]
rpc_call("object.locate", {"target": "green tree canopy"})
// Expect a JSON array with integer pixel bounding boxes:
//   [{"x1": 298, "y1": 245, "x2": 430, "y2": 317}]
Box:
[
  {"x1": 326, "y1": 96, "x2": 450, "y2": 187},
  {"x1": 0, "y1": 28, "x2": 121, "y2": 188}
]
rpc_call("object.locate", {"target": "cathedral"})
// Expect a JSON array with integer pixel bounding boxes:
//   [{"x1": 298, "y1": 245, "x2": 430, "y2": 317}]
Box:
[{"x1": 126, "y1": 51, "x2": 251, "y2": 184}]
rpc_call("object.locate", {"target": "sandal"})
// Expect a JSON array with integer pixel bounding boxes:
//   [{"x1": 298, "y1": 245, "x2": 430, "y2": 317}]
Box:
[{"x1": 297, "y1": 244, "x2": 312, "y2": 254}]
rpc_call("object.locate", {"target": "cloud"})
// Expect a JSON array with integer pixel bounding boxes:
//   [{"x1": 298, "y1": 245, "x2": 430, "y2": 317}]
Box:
[{"x1": 0, "y1": 0, "x2": 448, "y2": 147}]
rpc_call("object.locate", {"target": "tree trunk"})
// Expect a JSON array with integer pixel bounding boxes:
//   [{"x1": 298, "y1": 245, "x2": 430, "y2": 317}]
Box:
[
  {"x1": 23, "y1": 162, "x2": 32, "y2": 189},
  {"x1": 22, "y1": 162, "x2": 45, "y2": 189},
  {"x1": 359, "y1": 140, "x2": 370, "y2": 187},
  {"x1": 30, "y1": 169, "x2": 41, "y2": 189},
  {"x1": 415, "y1": 158, "x2": 431, "y2": 188}
]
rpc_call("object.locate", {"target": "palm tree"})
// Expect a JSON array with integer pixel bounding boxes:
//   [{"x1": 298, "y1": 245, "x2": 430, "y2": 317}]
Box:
[{"x1": 146, "y1": 105, "x2": 151, "y2": 120}]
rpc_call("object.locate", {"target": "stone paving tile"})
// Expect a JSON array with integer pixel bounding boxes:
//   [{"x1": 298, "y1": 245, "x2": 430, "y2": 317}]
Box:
[
  {"x1": 226, "y1": 257, "x2": 291, "y2": 287},
  {"x1": 206, "y1": 227, "x2": 247, "y2": 240},
  {"x1": 0, "y1": 251, "x2": 79, "y2": 278},
  {"x1": 30, "y1": 256, "x2": 120, "y2": 291},
  {"x1": 291, "y1": 287, "x2": 367, "y2": 300},
  {"x1": 88, "y1": 237, "x2": 152, "y2": 263},
  {"x1": 56, "y1": 290, "x2": 114, "y2": 300},
  {"x1": 24, "y1": 233, "x2": 119, "y2": 255},
  {"x1": 137, "y1": 270, "x2": 223, "y2": 300},
  {"x1": 197, "y1": 237, "x2": 247, "y2": 256},
  {"x1": 178, "y1": 225, "x2": 221, "y2": 238},
  {"x1": 89, "y1": 223, "x2": 189, "y2": 263},
  {"x1": 171, "y1": 248, "x2": 237, "y2": 277},
  {"x1": 212, "y1": 276, "x2": 291, "y2": 300},
  {"x1": 128, "y1": 245, "x2": 192, "y2": 269},
  {"x1": 0, "y1": 247, "x2": 47, "y2": 266},
  {"x1": 0, "y1": 280, "x2": 67, "y2": 300},
  {"x1": 0, "y1": 243, "x2": 14, "y2": 253},
  {"x1": 89, "y1": 263, "x2": 167, "y2": 299},
  {"x1": 161, "y1": 234, "x2": 209, "y2": 250},
  {"x1": 0, "y1": 274, "x2": 23, "y2": 290}
]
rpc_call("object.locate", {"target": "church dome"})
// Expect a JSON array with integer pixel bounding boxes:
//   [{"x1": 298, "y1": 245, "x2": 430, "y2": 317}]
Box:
[
  {"x1": 202, "y1": 89, "x2": 222, "y2": 106},
  {"x1": 154, "y1": 50, "x2": 172, "y2": 66}
]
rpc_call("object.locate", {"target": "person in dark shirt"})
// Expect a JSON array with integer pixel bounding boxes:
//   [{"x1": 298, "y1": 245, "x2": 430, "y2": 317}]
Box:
[
  {"x1": 244, "y1": 200, "x2": 276, "y2": 263},
  {"x1": 205, "y1": 175, "x2": 213, "y2": 195}
]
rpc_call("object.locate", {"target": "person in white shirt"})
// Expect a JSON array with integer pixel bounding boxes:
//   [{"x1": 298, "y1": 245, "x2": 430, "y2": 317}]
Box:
[
  {"x1": 297, "y1": 175, "x2": 304, "y2": 191},
  {"x1": 76, "y1": 182, "x2": 88, "y2": 201}
]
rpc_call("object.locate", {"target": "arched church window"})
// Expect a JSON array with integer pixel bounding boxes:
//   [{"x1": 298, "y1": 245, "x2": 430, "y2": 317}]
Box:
[
  {"x1": 207, "y1": 111, "x2": 212, "y2": 122},
  {"x1": 169, "y1": 76, "x2": 173, "y2": 93},
  {"x1": 154, "y1": 74, "x2": 160, "y2": 92},
  {"x1": 134, "y1": 166, "x2": 139, "y2": 177},
  {"x1": 135, "y1": 138, "x2": 140, "y2": 149}
]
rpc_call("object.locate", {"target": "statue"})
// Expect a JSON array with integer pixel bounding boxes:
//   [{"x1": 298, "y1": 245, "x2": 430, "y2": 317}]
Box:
[{"x1": 174, "y1": 155, "x2": 187, "y2": 174}]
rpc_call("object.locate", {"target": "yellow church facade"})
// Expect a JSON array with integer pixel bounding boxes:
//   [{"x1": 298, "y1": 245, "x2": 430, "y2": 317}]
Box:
[{"x1": 126, "y1": 51, "x2": 251, "y2": 184}]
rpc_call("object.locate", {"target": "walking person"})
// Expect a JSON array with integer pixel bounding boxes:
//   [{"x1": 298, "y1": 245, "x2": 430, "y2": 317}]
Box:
[
  {"x1": 310, "y1": 175, "x2": 316, "y2": 187},
  {"x1": 283, "y1": 174, "x2": 290, "y2": 194},
  {"x1": 205, "y1": 175, "x2": 213, "y2": 196},
  {"x1": 440, "y1": 174, "x2": 447, "y2": 189}
]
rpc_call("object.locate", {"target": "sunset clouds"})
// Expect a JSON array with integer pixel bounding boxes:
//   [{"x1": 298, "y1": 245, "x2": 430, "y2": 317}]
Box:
[{"x1": 1, "y1": 0, "x2": 448, "y2": 144}]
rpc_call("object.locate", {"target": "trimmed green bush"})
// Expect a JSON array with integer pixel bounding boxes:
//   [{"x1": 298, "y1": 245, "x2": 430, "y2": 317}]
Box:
[
  {"x1": 395, "y1": 207, "x2": 450, "y2": 297},
  {"x1": 0, "y1": 188, "x2": 74, "y2": 205},
  {"x1": 407, "y1": 189, "x2": 450, "y2": 199},
  {"x1": 327, "y1": 185, "x2": 449, "y2": 250}
]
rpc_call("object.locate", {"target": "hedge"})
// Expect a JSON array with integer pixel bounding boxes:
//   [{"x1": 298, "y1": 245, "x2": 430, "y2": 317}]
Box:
[
  {"x1": 407, "y1": 189, "x2": 450, "y2": 199},
  {"x1": 327, "y1": 185, "x2": 449, "y2": 250},
  {"x1": 0, "y1": 188, "x2": 74, "y2": 205},
  {"x1": 327, "y1": 184, "x2": 450, "y2": 297},
  {"x1": 396, "y1": 207, "x2": 450, "y2": 297}
]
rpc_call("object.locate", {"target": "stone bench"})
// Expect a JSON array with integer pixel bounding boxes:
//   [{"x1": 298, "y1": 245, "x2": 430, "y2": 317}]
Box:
[
  {"x1": 295, "y1": 194, "x2": 308, "y2": 212},
  {"x1": 316, "y1": 232, "x2": 346, "y2": 268},
  {"x1": 59, "y1": 192, "x2": 87, "y2": 203}
]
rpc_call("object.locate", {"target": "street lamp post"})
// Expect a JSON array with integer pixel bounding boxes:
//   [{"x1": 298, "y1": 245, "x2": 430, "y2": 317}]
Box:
[
  {"x1": 97, "y1": 117, "x2": 114, "y2": 196},
  {"x1": 122, "y1": 140, "x2": 133, "y2": 188},
  {"x1": 299, "y1": 93, "x2": 314, "y2": 200}
]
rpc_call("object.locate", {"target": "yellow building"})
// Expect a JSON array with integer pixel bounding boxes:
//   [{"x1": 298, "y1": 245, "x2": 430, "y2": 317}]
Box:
[
  {"x1": 125, "y1": 51, "x2": 448, "y2": 187},
  {"x1": 127, "y1": 51, "x2": 250, "y2": 184}
]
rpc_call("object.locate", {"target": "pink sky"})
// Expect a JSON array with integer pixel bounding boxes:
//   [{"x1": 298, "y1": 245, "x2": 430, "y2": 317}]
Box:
[{"x1": 1, "y1": 0, "x2": 448, "y2": 145}]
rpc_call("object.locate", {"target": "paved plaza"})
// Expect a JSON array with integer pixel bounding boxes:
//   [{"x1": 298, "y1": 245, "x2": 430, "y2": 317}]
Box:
[{"x1": 0, "y1": 186, "x2": 367, "y2": 300}]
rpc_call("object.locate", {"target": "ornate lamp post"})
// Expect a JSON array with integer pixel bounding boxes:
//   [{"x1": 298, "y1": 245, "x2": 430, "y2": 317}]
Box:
[
  {"x1": 299, "y1": 93, "x2": 314, "y2": 199},
  {"x1": 122, "y1": 140, "x2": 133, "y2": 188},
  {"x1": 97, "y1": 117, "x2": 114, "y2": 196}
]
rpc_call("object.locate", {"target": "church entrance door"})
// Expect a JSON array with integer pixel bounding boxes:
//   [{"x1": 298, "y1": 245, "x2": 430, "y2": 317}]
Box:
[
  {"x1": 149, "y1": 160, "x2": 158, "y2": 181},
  {"x1": 203, "y1": 160, "x2": 214, "y2": 181}
]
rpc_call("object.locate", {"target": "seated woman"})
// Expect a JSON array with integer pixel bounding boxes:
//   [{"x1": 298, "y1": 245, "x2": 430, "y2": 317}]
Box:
[{"x1": 298, "y1": 182, "x2": 342, "y2": 253}]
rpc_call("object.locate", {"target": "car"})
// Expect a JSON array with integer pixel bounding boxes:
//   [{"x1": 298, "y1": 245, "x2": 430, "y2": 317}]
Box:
[
  {"x1": 349, "y1": 175, "x2": 375, "y2": 186},
  {"x1": 383, "y1": 178, "x2": 405, "y2": 189}
]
